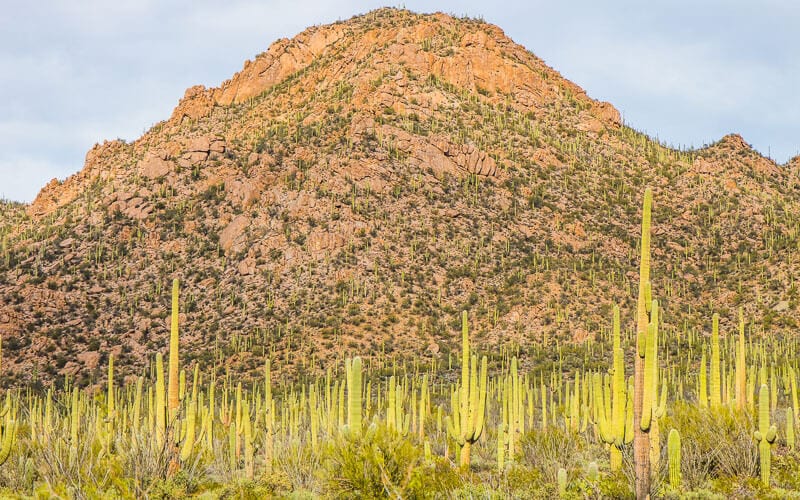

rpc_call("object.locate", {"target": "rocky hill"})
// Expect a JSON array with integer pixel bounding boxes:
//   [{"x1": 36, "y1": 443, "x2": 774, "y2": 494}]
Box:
[{"x1": 2, "y1": 8, "x2": 799, "y2": 387}]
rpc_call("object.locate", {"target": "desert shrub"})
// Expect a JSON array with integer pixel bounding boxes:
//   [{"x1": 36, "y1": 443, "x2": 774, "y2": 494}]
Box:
[
  {"x1": 663, "y1": 402, "x2": 758, "y2": 489},
  {"x1": 275, "y1": 434, "x2": 323, "y2": 494},
  {"x1": 322, "y1": 423, "x2": 460, "y2": 499},
  {"x1": 503, "y1": 464, "x2": 555, "y2": 498},
  {"x1": 209, "y1": 478, "x2": 283, "y2": 499},
  {"x1": 773, "y1": 451, "x2": 800, "y2": 490},
  {"x1": 448, "y1": 481, "x2": 507, "y2": 499},
  {"x1": 519, "y1": 425, "x2": 594, "y2": 483}
]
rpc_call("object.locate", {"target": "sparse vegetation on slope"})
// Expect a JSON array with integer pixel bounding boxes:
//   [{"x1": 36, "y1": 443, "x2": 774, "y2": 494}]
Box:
[{"x1": 0, "y1": 189, "x2": 797, "y2": 498}]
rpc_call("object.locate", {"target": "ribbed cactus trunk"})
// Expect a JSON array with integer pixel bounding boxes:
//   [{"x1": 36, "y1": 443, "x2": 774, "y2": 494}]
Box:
[
  {"x1": 790, "y1": 366, "x2": 799, "y2": 423},
  {"x1": 106, "y1": 354, "x2": 115, "y2": 449},
  {"x1": 0, "y1": 393, "x2": 16, "y2": 466},
  {"x1": 611, "y1": 306, "x2": 629, "y2": 470},
  {"x1": 155, "y1": 352, "x2": 166, "y2": 449},
  {"x1": 709, "y1": 314, "x2": 721, "y2": 409},
  {"x1": 634, "y1": 188, "x2": 652, "y2": 500},
  {"x1": 667, "y1": 428, "x2": 681, "y2": 489},
  {"x1": 698, "y1": 352, "x2": 708, "y2": 407},
  {"x1": 754, "y1": 384, "x2": 777, "y2": 486},
  {"x1": 70, "y1": 388, "x2": 79, "y2": 456},
  {"x1": 346, "y1": 356, "x2": 362, "y2": 435},
  {"x1": 168, "y1": 279, "x2": 180, "y2": 418},
  {"x1": 735, "y1": 308, "x2": 747, "y2": 410},
  {"x1": 179, "y1": 364, "x2": 198, "y2": 461},
  {"x1": 264, "y1": 359, "x2": 274, "y2": 475}
]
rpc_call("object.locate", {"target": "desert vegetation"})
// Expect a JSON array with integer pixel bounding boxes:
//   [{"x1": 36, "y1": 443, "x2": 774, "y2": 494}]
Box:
[{"x1": 0, "y1": 189, "x2": 798, "y2": 498}]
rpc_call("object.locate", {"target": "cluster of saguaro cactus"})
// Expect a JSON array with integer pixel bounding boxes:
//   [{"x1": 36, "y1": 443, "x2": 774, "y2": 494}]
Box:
[
  {"x1": 498, "y1": 356, "x2": 523, "y2": 468},
  {"x1": 445, "y1": 311, "x2": 488, "y2": 470},
  {"x1": 593, "y1": 305, "x2": 633, "y2": 471},
  {"x1": 630, "y1": 187, "x2": 663, "y2": 499},
  {"x1": 754, "y1": 384, "x2": 778, "y2": 486},
  {"x1": 0, "y1": 187, "x2": 798, "y2": 497}
]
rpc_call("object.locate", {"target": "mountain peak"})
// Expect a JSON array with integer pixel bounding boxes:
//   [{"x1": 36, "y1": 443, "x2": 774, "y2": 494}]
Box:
[
  {"x1": 29, "y1": 7, "x2": 622, "y2": 219},
  {"x1": 717, "y1": 133, "x2": 751, "y2": 151},
  {"x1": 169, "y1": 8, "x2": 621, "y2": 127}
]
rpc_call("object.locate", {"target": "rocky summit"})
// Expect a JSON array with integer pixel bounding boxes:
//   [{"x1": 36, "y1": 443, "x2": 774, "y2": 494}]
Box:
[{"x1": 1, "y1": 8, "x2": 799, "y2": 386}]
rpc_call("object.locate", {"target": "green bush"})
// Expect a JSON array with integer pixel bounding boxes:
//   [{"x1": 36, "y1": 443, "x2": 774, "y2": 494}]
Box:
[
  {"x1": 663, "y1": 402, "x2": 758, "y2": 490},
  {"x1": 322, "y1": 423, "x2": 460, "y2": 499}
]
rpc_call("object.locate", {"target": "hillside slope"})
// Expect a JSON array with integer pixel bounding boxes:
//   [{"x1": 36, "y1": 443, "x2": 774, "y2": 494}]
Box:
[{"x1": 2, "y1": 8, "x2": 799, "y2": 386}]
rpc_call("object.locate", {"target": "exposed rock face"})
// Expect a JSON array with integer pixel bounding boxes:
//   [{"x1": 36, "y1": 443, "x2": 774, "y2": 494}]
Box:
[
  {"x1": 139, "y1": 151, "x2": 173, "y2": 179},
  {"x1": 177, "y1": 136, "x2": 227, "y2": 168},
  {"x1": 437, "y1": 140, "x2": 497, "y2": 176},
  {"x1": 170, "y1": 85, "x2": 215, "y2": 123},
  {"x1": 215, "y1": 27, "x2": 346, "y2": 106},
  {"x1": 220, "y1": 215, "x2": 250, "y2": 254}
]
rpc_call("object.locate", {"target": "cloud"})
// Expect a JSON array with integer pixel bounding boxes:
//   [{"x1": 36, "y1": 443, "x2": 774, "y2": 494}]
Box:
[{"x1": 0, "y1": 1, "x2": 798, "y2": 202}]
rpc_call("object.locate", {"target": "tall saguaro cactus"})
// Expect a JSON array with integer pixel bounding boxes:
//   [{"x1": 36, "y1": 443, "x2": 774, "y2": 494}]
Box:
[
  {"x1": 446, "y1": 310, "x2": 488, "y2": 470},
  {"x1": 155, "y1": 353, "x2": 167, "y2": 449},
  {"x1": 634, "y1": 187, "x2": 654, "y2": 500},
  {"x1": 709, "y1": 313, "x2": 721, "y2": 409},
  {"x1": 735, "y1": 308, "x2": 747, "y2": 410},
  {"x1": 264, "y1": 359, "x2": 275, "y2": 474},
  {"x1": 595, "y1": 305, "x2": 632, "y2": 471},
  {"x1": 168, "y1": 279, "x2": 180, "y2": 417},
  {"x1": 345, "y1": 356, "x2": 362, "y2": 435},
  {"x1": 179, "y1": 364, "x2": 199, "y2": 461},
  {"x1": 0, "y1": 393, "x2": 17, "y2": 466}
]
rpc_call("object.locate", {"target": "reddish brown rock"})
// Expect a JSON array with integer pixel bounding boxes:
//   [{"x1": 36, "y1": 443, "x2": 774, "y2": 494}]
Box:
[
  {"x1": 139, "y1": 151, "x2": 173, "y2": 179},
  {"x1": 170, "y1": 85, "x2": 215, "y2": 123},
  {"x1": 219, "y1": 215, "x2": 250, "y2": 254}
]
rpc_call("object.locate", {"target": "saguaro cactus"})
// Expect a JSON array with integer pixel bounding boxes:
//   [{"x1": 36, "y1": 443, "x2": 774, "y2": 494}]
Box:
[
  {"x1": 587, "y1": 461, "x2": 599, "y2": 483},
  {"x1": 594, "y1": 306, "x2": 633, "y2": 471},
  {"x1": 790, "y1": 366, "x2": 798, "y2": 423},
  {"x1": 0, "y1": 393, "x2": 17, "y2": 466},
  {"x1": 179, "y1": 364, "x2": 199, "y2": 461},
  {"x1": 345, "y1": 356, "x2": 362, "y2": 435},
  {"x1": 106, "y1": 354, "x2": 115, "y2": 451},
  {"x1": 155, "y1": 353, "x2": 167, "y2": 449},
  {"x1": 753, "y1": 384, "x2": 777, "y2": 486},
  {"x1": 264, "y1": 359, "x2": 275, "y2": 474},
  {"x1": 633, "y1": 187, "x2": 655, "y2": 500},
  {"x1": 698, "y1": 352, "x2": 708, "y2": 408},
  {"x1": 446, "y1": 311, "x2": 488, "y2": 470},
  {"x1": 735, "y1": 308, "x2": 747, "y2": 410},
  {"x1": 667, "y1": 428, "x2": 681, "y2": 489},
  {"x1": 69, "y1": 388, "x2": 79, "y2": 457},
  {"x1": 168, "y1": 278, "x2": 180, "y2": 418},
  {"x1": 497, "y1": 421, "x2": 506, "y2": 471},
  {"x1": 557, "y1": 467, "x2": 567, "y2": 497},
  {"x1": 709, "y1": 313, "x2": 721, "y2": 409}
]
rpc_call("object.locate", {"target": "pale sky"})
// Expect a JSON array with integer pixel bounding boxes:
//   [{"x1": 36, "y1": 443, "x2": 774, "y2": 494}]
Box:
[{"x1": 1, "y1": 1, "x2": 798, "y2": 202}]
